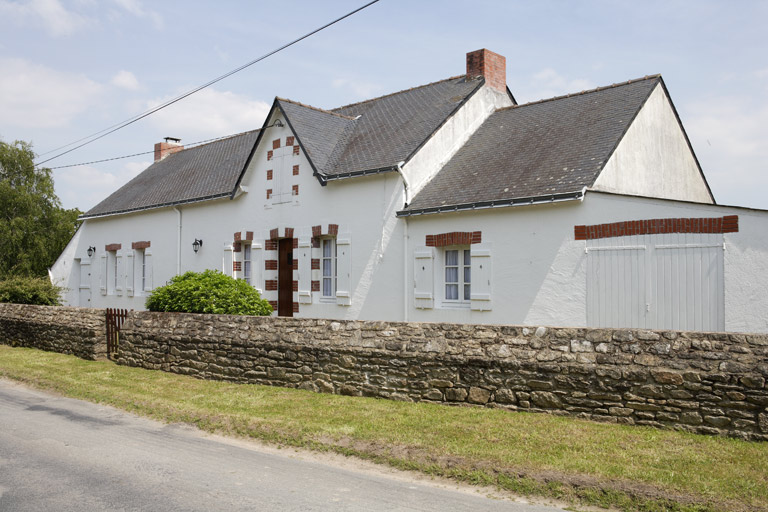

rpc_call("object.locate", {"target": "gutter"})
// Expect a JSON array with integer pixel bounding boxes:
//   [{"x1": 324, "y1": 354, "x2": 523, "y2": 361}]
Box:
[
  {"x1": 320, "y1": 165, "x2": 399, "y2": 183},
  {"x1": 396, "y1": 189, "x2": 585, "y2": 217}
]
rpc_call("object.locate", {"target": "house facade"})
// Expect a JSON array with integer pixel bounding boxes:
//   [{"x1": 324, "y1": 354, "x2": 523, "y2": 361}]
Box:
[{"x1": 51, "y1": 49, "x2": 768, "y2": 334}]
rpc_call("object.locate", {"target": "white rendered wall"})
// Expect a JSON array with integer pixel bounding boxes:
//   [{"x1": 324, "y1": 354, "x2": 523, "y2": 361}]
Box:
[
  {"x1": 49, "y1": 225, "x2": 81, "y2": 305},
  {"x1": 592, "y1": 84, "x2": 714, "y2": 204},
  {"x1": 403, "y1": 85, "x2": 512, "y2": 200}
]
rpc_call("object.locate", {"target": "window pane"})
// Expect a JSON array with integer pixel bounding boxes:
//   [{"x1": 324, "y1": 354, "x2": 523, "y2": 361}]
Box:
[
  {"x1": 323, "y1": 259, "x2": 332, "y2": 277},
  {"x1": 464, "y1": 284, "x2": 471, "y2": 301},
  {"x1": 464, "y1": 266, "x2": 471, "y2": 284},
  {"x1": 244, "y1": 245, "x2": 251, "y2": 259},
  {"x1": 445, "y1": 250, "x2": 458, "y2": 266},
  {"x1": 323, "y1": 277, "x2": 332, "y2": 296},
  {"x1": 445, "y1": 267, "x2": 458, "y2": 283},
  {"x1": 446, "y1": 284, "x2": 458, "y2": 300},
  {"x1": 463, "y1": 249, "x2": 471, "y2": 265},
  {"x1": 323, "y1": 239, "x2": 331, "y2": 257},
  {"x1": 244, "y1": 261, "x2": 251, "y2": 283}
]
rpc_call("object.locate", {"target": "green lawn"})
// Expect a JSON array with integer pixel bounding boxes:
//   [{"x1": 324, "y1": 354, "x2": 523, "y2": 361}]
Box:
[{"x1": 1, "y1": 345, "x2": 766, "y2": 512}]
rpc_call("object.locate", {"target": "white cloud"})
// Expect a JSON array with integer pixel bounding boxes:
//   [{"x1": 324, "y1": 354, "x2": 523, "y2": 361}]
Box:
[
  {"x1": 111, "y1": 70, "x2": 139, "y2": 90},
  {"x1": 0, "y1": 0, "x2": 89, "y2": 36},
  {"x1": 111, "y1": 0, "x2": 162, "y2": 29},
  {"x1": 0, "y1": 57, "x2": 102, "y2": 128},
  {"x1": 146, "y1": 88, "x2": 270, "y2": 141},
  {"x1": 332, "y1": 78, "x2": 384, "y2": 100},
  {"x1": 54, "y1": 160, "x2": 148, "y2": 211},
  {"x1": 520, "y1": 68, "x2": 595, "y2": 103}
]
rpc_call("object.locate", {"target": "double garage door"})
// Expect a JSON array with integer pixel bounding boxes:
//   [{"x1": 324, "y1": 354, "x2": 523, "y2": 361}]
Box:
[{"x1": 586, "y1": 232, "x2": 724, "y2": 331}]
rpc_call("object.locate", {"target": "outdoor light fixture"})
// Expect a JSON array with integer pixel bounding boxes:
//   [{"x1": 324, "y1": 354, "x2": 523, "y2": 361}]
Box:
[
  {"x1": 87, "y1": 246, "x2": 96, "y2": 257},
  {"x1": 192, "y1": 239, "x2": 203, "y2": 253},
  {"x1": 266, "y1": 119, "x2": 284, "y2": 128}
]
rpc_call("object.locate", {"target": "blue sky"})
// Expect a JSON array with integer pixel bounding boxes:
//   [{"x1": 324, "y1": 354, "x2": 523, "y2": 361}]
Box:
[{"x1": 1, "y1": 0, "x2": 766, "y2": 211}]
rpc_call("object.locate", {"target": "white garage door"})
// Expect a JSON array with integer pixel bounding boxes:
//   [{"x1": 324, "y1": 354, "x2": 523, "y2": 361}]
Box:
[{"x1": 587, "y1": 233, "x2": 724, "y2": 331}]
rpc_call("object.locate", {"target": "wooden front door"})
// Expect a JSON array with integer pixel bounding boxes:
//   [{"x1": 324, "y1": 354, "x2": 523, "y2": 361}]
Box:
[{"x1": 278, "y1": 238, "x2": 294, "y2": 317}]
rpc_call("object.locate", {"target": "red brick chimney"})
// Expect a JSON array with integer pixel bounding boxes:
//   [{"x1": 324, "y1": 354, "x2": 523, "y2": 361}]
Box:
[
  {"x1": 154, "y1": 137, "x2": 183, "y2": 162},
  {"x1": 466, "y1": 49, "x2": 506, "y2": 92}
]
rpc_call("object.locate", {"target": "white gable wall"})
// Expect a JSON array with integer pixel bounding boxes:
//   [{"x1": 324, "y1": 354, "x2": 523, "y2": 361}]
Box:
[{"x1": 591, "y1": 84, "x2": 713, "y2": 204}]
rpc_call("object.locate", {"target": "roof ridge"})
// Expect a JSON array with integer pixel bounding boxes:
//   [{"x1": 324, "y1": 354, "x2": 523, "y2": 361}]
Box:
[
  {"x1": 276, "y1": 97, "x2": 357, "y2": 120},
  {"x1": 331, "y1": 74, "x2": 470, "y2": 112},
  {"x1": 497, "y1": 74, "x2": 662, "y2": 112},
  {"x1": 168, "y1": 129, "x2": 260, "y2": 156}
]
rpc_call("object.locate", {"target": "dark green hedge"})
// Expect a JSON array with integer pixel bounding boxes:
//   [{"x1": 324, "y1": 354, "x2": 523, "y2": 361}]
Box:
[
  {"x1": 0, "y1": 276, "x2": 62, "y2": 306},
  {"x1": 145, "y1": 270, "x2": 272, "y2": 316}
]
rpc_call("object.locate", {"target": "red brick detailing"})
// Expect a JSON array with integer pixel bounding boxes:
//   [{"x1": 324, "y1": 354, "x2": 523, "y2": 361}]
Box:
[
  {"x1": 233, "y1": 261, "x2": 242, "y2": 272},
  {"x1": 272, "y1": 139, "x2": 281, "y2": 149},
  {"x1": 311, "y1": 258, "x2": 320, "y2": 270},
  {"x1": 268, "y1": 300, "x2": 278, "y2": 309},
  {"x1": 233, "y1": 244, "x2": 241, "y2": 253},
  {"x1": 311, "y1": 280, "x2": 320, "y2": 292},
  {"x1": 292, "y1": 164, "x2": 300, "y2": 176},
  {"x1": 270, "y1": 228, "x2": 279, "y2": 240},
  {"x1": 425, "y1": 232, "x2": 482, "y2": 247},
  {"x1": 292, "y1": 280, "x2": 298, "y2": 292},
  {"x1": 293, "y1": 302, "x2": 300, "y2": 313},
  {"x1": 265, "y1": 259, "x2": 278, "y2": 270},
  {"x1": 266, "y1": 169, "x2": 273, "y2": 180},
  {"x1": 292, "y1": 258, "x2": 298, "y2": 270},
  {"x1": 234, "y1": 231, "x2": 242, "y2": 242},
  {"x1": 266, "y1": 189, "x2": 272, "y2": 199},
  {"x1": 267, "y1": 150, "x2": 273, "y2": 161},
  {"x1": 312, "y1": 225, "x2": 322, "y2": 237},
  {"x1": 131, "y1": 241, "x2": 150, "y2": 250},
  {"x1": 466, "y1": 49, "x2": 506, "y2": 92},
  {"x1": 293, "y1": 145, "x2": 300, "y2": 156},
  {"x1": 286, "y1": 136, "x2": 294, "y2": 146},
  {"x1": 245, "y1": 231, "x2": 254, "y2": 241},
  {"x1": 311, "y1": 238, "x2": 320, "y2": 248},
  {"x1": 574, "y1": 216, "x2": 739, "y2": 241},
  {"x1": 265, "y1": 280, "x2": 278, "y2": 291},
  {"x1": 285, "y1": 227, "x2": 294, "y2": 238},
  {"x1": 265, "y1": 240, "x2": 278, "y2": 251},
  {"x1": 292, "y1": 238, "x2": 298, "y2": 249},
  {"x1": 292, "y1": 184, "x2": 299, "y2": 196},
  {"x1": 328, "y1": 224, "x2": 339, "y2": 236},
  {"x1": 105, "y1": 243, "x2": 121, "y2": 251}
]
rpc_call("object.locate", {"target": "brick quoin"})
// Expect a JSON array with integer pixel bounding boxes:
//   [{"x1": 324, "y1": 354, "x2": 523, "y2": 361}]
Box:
[
  {"x1": 574, "y1": 216, "x2": 739, "y2": 241},
  {"x1": 268, "y1": 300, "x2": 278, "y2": 309},
  {"x1": 266, "y1": 189, "x2": 272, "y2": 200},
  {"x1": 328, "y1": 224, "x2": 339, "y2": 236},
  {"x1": 245, "y1": 231, "x2": 254, "y2": 241},
  {"x1": 286, "y1": 136, "x2": 294, "y2": 146},
  {"x1": 131, "y1": 241, "x2": 150, "y2": 250},
  {"x1": 265, "y1": 240, "x2": 278, "y2": 251},
  {"x1": 425, "y1": 231, "x2": 482, "y2": 247},
  {"x1": 270, "y1": 228, "x2": 279, "y2": 240},
  {"x1": 105, "y1": 243, "x2": 121, "y2": 251},
  {"x1": 272, "y1": 139, "x2": 281, "y2": 149},
  {"x1": 266, "y1": 169, "x2": 273, "y2": 180},
  {"x1": 292, "y1": 184, "x2": 299, "y2": 196},
  {"x1": 284, "y1": 227, "x2": 294, "y2": 238},
  {"x1": 293, "y1": 145, "x2": 300, "y2": 156},
  {"x1": 311, "y1": 280, "x2": 320, "y2": 292},
  {"x1": 292, "y1": 165, "x2": 299, "y2": 176},
  {"x1": 292, "y1": 281, "x2": 298, "y2": 292},
  {"x1": 267, "y1": 150, "x2": 273, "y2": 161},
  {"x1": 312, "y1": 225, "x2": 322, "y2": 237},
  {"x1": 265, "y1": 260, "x2": 278, "y2": 270},
  {"x1": 234, "y1": 232, "x2": 242, "y2": 242},
  {"x1": 233, "y1": 262, "x2": 242, "y2": 272},
  {"x1": 265, "y1": 280, "x2": 278, "y2": 291},
  {"x1": 233, "y1": 244, "x2": 241, "y2": 253},
  {"x1": 311, "y1": 258, "x2": 320, "y2": 270},
  {"x1": 292, "y1": 302, "x2": 300, "y2": 313}
]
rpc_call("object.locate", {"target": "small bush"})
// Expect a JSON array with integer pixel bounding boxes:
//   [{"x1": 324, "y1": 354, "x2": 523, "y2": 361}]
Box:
[
  {"x1": 145, "y1": 270, "x2": 272, "y2": 316},
  {"x1": 0, "y1": 275, "x2": 62, "y2": 306}
]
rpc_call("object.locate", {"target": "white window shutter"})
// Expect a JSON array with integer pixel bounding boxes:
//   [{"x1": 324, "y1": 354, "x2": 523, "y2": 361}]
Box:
[
  {"x1": 336, "y1": 237, "x2": 351, "y2": 306},
  {"x1": 297, "y1": 236, "x2": 312, "y2": 304},
  {"x1": 116, "y1": 252, "x2": 124, "y2": 296},
  {"x1": 413, "y1": 247, "x2": 435, "y2": 309},
  {"x1": 470, "y1": 243, "x2": 492, "y2": 311},
  {"x1": 251, "y1": 241, "x2": 263, "y2": 294},
  {"x1": 126, "y1": 251, "x2": 134, "y2": 296},
  {"x1": 99, "y1": 254, "x2": 107, "y2": 295},
  {"x1": 144, "y1": 250, "x2": 154, "y2": 291},
  {"x1": 222, "y1": 244, "x2": 234, "y2": 277}
]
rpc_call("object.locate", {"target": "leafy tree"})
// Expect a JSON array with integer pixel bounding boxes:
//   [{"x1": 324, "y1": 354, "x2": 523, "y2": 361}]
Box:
[
  {"x1": 0, "y1": 139, "x2": 81, "y2": 277},
  {"x1": 146, "y1": 270, "x2": 273, "y2": 316},
  {"x1": 0, "y1": 275, "x2": 62, "y2": 306}
]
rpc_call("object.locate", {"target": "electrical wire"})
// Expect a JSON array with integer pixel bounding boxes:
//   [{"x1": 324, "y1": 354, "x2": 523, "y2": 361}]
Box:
[{"x1": 34, "y1": 0, "x2": 380, "y2": 167}]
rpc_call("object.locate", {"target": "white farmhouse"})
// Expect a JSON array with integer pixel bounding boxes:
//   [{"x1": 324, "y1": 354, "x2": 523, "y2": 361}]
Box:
[{"x1": 51, "y1": 49, "x2": 768, "y2": 333}]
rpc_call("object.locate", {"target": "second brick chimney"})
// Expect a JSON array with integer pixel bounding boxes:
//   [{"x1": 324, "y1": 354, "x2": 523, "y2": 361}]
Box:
[
  {"x1": 154, "y1": 137, "x2": 184, "y2": 162},
  {"x1": 466, "y1": 49, "x2": 506, "y2": 92}
]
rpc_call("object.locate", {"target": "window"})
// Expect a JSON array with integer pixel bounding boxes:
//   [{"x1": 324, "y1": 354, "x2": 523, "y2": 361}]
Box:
[
  {"x1": 242, "y1": 243, "x2": 252, "y2": 284},
  {"x1": 321, "y1": 238, "x2": 336, "y2": 298},
  {"x1": 444, "y1": 247, "x2": 470, "y2": 303}
]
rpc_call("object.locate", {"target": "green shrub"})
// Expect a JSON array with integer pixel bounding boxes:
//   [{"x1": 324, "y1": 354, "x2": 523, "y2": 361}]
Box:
[
  {"x1": 0, "y1": 275, "x2": 62, "y2": 306},
  {"x1": 145, "y1": 270, "x2": 272, "y2": 316}
]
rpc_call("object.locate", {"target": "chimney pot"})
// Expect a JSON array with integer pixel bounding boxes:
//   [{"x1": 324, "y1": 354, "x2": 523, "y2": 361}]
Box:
[
  {"x1": 466, "y1": 49, "x2": 506, "y2": 92},
  {"x1": 154, "y1": 138, "x2": 184, "y2": 162}
]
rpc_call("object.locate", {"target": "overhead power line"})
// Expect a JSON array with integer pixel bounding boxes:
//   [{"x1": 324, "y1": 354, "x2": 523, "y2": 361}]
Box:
[{"x1": 35, "y1": 0, "x2": 381, "y2": 167}]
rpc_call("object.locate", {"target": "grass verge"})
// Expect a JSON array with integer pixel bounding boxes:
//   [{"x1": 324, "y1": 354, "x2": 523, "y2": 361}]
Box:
[{"x1": 1, "y1": 345, "x2": 766, "y2": 511}]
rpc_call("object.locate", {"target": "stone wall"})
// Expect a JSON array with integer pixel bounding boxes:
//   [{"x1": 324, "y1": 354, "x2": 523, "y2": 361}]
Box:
[
  {"x1": 118, "y1": 312, "x2": 768, "y2": 441},
  {"x1": 0, "y1": 304, "x2": 107, "y2": 360}
]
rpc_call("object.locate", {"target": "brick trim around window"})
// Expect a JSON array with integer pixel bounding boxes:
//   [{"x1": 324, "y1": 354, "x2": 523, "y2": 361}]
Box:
[
  {"x1": 105, "y1": 243, "x2": 121, "y2": 251},
  {"x1": 425, "y1": 231, "x2": 482, "y2": 247},
  {"x1": 574, "y1": 215, "x2": 738, "y2": 241},
  {"x1": 131, "y1": 241, "x2": 150, "y2": 250}
]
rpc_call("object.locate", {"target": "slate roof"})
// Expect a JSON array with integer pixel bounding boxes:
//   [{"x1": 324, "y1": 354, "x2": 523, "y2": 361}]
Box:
[
  {"x1": 82, "y1": 130, "x2": 259, "y2": 218},
  {"x1": 400, "y1": 76, "x2": 662, "y2": 215}
]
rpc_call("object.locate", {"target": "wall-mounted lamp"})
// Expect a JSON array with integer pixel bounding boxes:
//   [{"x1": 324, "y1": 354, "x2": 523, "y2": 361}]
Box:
[
  {"x1": 192, "y1": 239, "x2": 203, "y2": 253},
  {"x1": 87, "y1": 246, "x2": 96, "y2": 257},
  {"x1": 266, "y1": 119, "x2": 284, "y2": 128}
]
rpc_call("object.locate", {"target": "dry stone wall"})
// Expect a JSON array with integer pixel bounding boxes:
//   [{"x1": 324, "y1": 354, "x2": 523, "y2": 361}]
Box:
[
  {"x1": 117, "y1": 312, "x2": 768, "y2": 441},
  {"x1": 0, "y1": 304, "x2": 107, "y2": 360}
]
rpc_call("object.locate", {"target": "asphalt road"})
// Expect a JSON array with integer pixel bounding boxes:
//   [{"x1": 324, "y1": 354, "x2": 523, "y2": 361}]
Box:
[{"x1": 0, "y1": 380, "x2": 564, "y2": 512}]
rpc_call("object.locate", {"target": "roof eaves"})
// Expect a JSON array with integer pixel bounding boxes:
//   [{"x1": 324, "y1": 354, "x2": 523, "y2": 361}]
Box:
[
  {"x1": 79, "y1": 192, "x2": 232, "y2": 220},
  {"x1": 397, "y1": 190, "x2": 585, "y2": 217},
  {"x1": 322, "y1": 165, "x2": 399, "y2": 182},
  {"x1": 231, "y1": 101, "x2": 277, "y2": 198}
]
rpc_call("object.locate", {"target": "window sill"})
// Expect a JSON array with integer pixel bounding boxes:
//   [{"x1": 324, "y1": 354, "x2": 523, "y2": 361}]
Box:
[{"x1": 439, "y1": 301, "x2": 470, "y2": 309}]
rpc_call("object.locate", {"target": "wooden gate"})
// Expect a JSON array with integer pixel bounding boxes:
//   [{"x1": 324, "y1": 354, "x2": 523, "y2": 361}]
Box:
[{"x1": 105, "y1": 308, "x2": 129, "y2": 358}]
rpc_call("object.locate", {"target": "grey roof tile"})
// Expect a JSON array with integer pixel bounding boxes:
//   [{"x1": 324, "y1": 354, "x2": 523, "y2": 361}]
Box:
[
  {"x1": 82, "y1": 130, "x2": 259, "y2": 218},
  {"x1": 403, "y1": 76, "x2": 660, "y2": 214}
]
